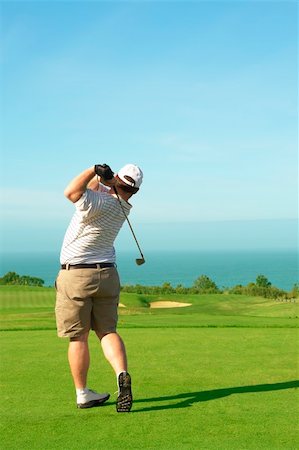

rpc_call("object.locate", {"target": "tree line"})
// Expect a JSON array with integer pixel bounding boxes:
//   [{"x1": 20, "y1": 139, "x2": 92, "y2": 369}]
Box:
[
  {"x1": 0, "y1": 271, "x2": 298, "y2": 300},
  {"x1": 121, "y1": 274, "x2": 298, "y2": 300}
]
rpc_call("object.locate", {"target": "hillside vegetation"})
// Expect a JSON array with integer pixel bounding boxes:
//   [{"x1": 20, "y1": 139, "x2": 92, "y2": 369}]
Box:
[
  {"x1": 1, "y1": 271, "x2": 298, "y2": 299},
  {"x1": 0, "y1": 285, "x2": 297, "y2": 332}
]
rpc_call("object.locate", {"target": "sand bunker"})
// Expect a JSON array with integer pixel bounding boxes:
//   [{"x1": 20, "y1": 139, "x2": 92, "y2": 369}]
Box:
[
  {"x1": 150, "y1": 301, "x2": 192, "y2": 309},
  {"x1": 118, "y1": 303, "x2": 126, "y2": 308}
]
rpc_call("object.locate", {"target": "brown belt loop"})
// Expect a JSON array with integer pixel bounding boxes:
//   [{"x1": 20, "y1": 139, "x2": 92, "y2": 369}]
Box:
[{"x1": 66, "y1": 263, "x2": 70, "y2": 270}]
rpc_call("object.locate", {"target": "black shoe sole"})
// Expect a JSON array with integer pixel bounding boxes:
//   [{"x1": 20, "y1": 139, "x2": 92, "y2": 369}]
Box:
[
  {"x1": 117, "y1": 373, "x2": 133, "y2": 413},
  {"x1": 77, "y1": 394, "x2": 110, "y2": 409}
]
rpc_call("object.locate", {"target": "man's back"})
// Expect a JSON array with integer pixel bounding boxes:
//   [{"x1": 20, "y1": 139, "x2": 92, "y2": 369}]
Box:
[{"x1": 60, "y1": 188, "x2": 131, "y2": 265}]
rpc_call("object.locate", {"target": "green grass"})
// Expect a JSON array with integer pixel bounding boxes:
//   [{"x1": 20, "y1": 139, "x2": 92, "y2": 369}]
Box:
[
  {"x1": 0, "y1": 286, "x2": 298, "y2": 449},
  {"x1": 0, "y1": 286, "x2": 298, "y2": 331}
]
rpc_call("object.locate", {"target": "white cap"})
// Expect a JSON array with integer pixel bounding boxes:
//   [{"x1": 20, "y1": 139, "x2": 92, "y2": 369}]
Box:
[{"x1": 117, "y1": 164, "x2": 143, "y2": 188}]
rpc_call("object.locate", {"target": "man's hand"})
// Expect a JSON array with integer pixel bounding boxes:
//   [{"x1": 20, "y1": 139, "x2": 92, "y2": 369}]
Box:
[{"x1": 94, "y1": 164, "x2": 114, "y2": 181}]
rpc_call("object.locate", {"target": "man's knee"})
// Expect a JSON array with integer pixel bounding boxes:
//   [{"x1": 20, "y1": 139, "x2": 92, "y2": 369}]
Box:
[{"x1": 96, "y1": 330, "x2": 116, "y2": 341}]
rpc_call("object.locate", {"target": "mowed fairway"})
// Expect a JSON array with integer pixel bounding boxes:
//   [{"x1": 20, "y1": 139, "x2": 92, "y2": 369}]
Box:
[{"x1": 0, "y1": 286, "x2": 298, "y2": 449}]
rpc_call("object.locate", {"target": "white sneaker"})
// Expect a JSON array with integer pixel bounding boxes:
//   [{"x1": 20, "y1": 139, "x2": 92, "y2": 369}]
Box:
[{"x1": 77, "y1": 389, "x2": 110, "y2": 409}]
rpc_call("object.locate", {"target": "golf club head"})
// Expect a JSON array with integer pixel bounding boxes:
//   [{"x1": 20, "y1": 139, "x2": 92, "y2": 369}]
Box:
[{"x1": 136, "y1": 258, "x2": 145, "y2": 266}]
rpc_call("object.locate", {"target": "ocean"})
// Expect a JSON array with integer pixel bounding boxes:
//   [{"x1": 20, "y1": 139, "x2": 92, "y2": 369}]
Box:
[{"x1": 0, "y1": 249, "x2": 297, "y2": 291}]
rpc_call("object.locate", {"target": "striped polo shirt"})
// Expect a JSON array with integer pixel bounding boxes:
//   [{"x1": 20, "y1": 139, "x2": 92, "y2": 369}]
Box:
[{"x1": 60, "y1": 186, "x2": 131, "y2": 264}]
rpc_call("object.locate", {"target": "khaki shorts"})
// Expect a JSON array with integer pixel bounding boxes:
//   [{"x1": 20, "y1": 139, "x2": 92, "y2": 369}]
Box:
[{"x1": 55, "y1": 267, "x2": 120, "y2": 338}]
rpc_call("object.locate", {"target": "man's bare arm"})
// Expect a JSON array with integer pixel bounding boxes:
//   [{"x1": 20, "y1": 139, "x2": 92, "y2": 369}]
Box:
[
  {"x1": 64, "y1": 167, "x2": 96, "y2": 203},
  {"x1": 87, "y1": 175, "x2": 100, "y2": 192},
  {"x1": 64, "y1": 167, "x2": 117, "y2": 203}
]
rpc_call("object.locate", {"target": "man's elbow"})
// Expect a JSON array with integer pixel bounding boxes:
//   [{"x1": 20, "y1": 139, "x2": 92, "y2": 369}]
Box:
[
  {"x1": 64, "y1": 187, "x2": 72, "y2": 200},
  {"x1": 64, "y1": 188, "x2": 81, "y2": 203}
]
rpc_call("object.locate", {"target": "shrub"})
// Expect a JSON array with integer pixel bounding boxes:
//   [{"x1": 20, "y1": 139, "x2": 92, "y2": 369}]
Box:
[
  {"x1": 192, "y1": 275, "x2": 220, "y2": 294},
  {"x1": 228, "y1": 276, "x2": 287, "y2": 299},
  {"x1": 256, "y1": 274, "x2": 271, "y2": 288},
  {"x1": 0, "y1": 271, "x2": 44, "y2": 287},
  {"x1": 288, "y1": 283, "x2": 299, "y2": 299}
]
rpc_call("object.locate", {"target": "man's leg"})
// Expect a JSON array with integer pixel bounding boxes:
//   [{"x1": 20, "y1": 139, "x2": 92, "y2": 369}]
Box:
[
  {"x1": 68, "y1": 332, "x2": 90, "y2": 389},
  {"x1": 68, "y1": 331, "x2": 110, "y2": 408},
  {"x1": 96, "y1": 331, "x2": 132, "y2": 412},
  {"x1": 96, "y1": 331, "x2": 127, "y2": 374},
  {"x1": 56, "y1": 269, "x2": 110, "y2": 408},
  {"x1": 93, "y1": 267, "x2": 132, "y2": 411}
]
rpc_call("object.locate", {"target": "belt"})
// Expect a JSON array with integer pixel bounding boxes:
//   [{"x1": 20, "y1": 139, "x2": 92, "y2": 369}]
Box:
[{"x1": 61, "y1": 263, "x2": 116, "y2": 270}]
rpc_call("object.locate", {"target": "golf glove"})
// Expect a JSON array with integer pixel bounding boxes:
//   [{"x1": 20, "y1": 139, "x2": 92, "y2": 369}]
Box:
[{"x1": 94, "y1": 164, "x2": 114, "y2": 180}]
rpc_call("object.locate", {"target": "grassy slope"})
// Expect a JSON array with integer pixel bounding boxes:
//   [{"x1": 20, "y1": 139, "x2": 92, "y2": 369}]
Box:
[
  {"x1": 0, "y1": 286, "x2": 298, "y2": 331},
  {"x1": 0, "y1": 286, "x2": 298, "y2": 449}
]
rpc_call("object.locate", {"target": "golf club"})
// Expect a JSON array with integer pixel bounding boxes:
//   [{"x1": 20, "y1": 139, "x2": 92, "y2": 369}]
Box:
[{"x1": 113, "y1": 186, "x2": 145, "y2": 266}]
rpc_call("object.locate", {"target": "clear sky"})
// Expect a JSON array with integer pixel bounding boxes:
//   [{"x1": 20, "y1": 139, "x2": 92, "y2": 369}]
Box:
[{"x1": 0, "y1": 0, "x2": 298, "y2": 253}]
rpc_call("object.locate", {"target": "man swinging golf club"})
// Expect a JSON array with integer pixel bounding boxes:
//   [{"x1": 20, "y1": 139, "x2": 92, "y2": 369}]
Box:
[{"x1": 55, "y1": 163, "x2": 143, "y2": 412}]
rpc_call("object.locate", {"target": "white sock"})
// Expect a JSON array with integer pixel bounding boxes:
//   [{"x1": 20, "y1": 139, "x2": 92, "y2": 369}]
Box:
[{"x1": 76, "y1": 387, "x2": 88, "y2": 396}]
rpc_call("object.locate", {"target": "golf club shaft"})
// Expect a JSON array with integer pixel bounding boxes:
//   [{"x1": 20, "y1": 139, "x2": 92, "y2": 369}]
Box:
[{"x1": 113, "y1": 187, "x2": 144, "y2": 259}]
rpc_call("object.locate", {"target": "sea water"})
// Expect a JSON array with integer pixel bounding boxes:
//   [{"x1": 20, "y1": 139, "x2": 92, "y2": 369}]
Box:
[{"x1": 0, "y1": 249, "x2": 297, "y2": 290}]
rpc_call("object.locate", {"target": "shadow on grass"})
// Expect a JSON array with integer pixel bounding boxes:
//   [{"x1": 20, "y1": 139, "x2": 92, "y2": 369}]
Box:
[{"x1": 132, "y1": 380, "x2": 299, "y2": 413}]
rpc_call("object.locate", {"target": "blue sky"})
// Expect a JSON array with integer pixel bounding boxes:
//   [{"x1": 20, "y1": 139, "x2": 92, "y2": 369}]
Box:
[{"x1": 0, "y1": 0, "x2": 298, "y2": 253}]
